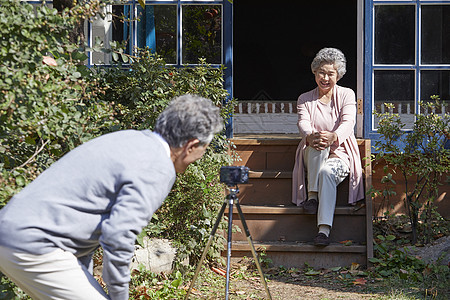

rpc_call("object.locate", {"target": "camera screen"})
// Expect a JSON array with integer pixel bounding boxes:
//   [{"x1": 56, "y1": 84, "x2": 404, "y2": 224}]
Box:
[{"x1": 220, "y1": 166, "x2": 249, "y2": 185}]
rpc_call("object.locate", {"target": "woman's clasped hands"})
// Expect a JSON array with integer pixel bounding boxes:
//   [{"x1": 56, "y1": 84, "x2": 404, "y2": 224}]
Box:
[{"x1": 306, "y1": 131, "x2": 337, "y2": 151}]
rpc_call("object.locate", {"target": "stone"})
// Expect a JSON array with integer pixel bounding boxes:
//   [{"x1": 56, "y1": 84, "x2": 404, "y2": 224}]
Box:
[
  {"x1": 130, "y1": 237, "x2": 177, "y2": 274},
  {"x1": 402, "y1": 235, "x2": 450, "y2": 266}
]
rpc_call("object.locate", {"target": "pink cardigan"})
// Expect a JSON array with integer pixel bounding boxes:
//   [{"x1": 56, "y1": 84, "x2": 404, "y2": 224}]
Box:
[{"x1": 292, "y1": 85, "x2": 364, "y2": 205}]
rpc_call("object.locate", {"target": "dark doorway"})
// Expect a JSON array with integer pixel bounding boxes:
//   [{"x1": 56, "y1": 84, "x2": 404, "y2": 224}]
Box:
[{"x1": 234, "y1": 0, "x2": 357, "y2": 101}]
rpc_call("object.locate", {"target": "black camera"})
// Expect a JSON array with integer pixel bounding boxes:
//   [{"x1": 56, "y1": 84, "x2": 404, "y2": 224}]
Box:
[{"x1": 220, "y1": 166, "x2": 250, "y2": 186}]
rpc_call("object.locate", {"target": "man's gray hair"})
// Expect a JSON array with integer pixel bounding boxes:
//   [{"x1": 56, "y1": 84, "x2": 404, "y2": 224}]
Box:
[
  {"x1": 154, "y1": 94, "x2": 224, "y2": 148},
  {"x1": 311, "y1": 48, "x2": 347, "y2": 80}
]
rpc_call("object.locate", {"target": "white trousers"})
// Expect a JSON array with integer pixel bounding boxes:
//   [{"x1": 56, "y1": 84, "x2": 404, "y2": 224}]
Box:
[
  {"x1": 304, "y1": 146, "x2": 350, "y2": 227},
  {"x1": 0, "y1": 246, "x2": 109, "y2": 300}
]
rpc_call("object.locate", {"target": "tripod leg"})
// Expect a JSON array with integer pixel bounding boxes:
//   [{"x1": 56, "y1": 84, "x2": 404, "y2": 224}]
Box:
[
  {"x1": 225, "y1": 199, "x2": 233, "y2": 300},
  {"x1": 184, "y1": 201, "x2": 227, "y2": 300},
  {"x1": 235, "y1": 202, "x2": 272, "y2": 300}
]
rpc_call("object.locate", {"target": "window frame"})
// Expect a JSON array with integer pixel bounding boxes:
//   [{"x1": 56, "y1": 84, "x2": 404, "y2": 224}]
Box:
[
  {"x1": 364, "y1": 0, "x2": 450, "y2": 140},
  {"x1": 86, "y1": 0, "x2": 229, "y2": 67}
]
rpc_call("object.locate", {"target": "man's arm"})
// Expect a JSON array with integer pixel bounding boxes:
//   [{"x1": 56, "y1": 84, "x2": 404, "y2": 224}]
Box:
[{"x1": 100, "y1": 168, "x2": 175, "y2": 300}]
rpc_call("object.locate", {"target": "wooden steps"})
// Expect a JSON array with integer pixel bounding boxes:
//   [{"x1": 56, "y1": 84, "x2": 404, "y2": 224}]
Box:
[
  {"x1": 230, "y1": 241, "x2": 367, "y2": 270},
  {"x1": 226, "y1": 205, "x2": 366, "y2": 242},
  {"x1": 223, "y1": 134, "x2": 373, "y2": 269}
]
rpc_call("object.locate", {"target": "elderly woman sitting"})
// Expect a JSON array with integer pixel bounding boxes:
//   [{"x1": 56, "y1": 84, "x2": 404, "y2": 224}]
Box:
[{"x1": 292, "y1": 48, "x2": 364, "y2": 246}]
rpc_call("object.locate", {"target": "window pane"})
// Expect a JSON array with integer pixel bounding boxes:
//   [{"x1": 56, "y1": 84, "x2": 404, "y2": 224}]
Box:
[
  {"x1": 111, "y1": 5, "x2": 177, "y2": 64},
  {"x1": 421, "y1": 5, "x2": 450, "y2": 64},
  {"x1": 182, "y1": 5, "x2": 222, "y2": 64},
  {"x1": 112, "y1": 5, "x2": 133, "y2": 56},
  {"x1": 137, "y1": 5, "x2": 177, "y2": 64},
  {"x1": 421, "y1": 71, "x2": 450, "y2": 110},
  {"x1": 374, "y1": 70, "x2": 415, "y2": 129},
  {"x1": 375, "y1": 5, "x2": 415, "y2": 64},
  {"x1": 89, "y1": 6, "x2": 117, "y2": 65}
]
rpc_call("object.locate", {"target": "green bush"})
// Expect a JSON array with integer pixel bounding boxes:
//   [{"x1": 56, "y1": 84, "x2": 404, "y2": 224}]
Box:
[
  {"x1": 0, "y1": 0, "x2": 116, "y2": 208},
  {"x1": 373, "y1": 98, "x2": 450, "y2": 244}
]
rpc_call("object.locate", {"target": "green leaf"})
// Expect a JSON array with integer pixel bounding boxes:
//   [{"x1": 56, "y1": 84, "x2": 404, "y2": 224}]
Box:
[
  {"x1": 171, "y1": 278, "x2": 182, "y2": 288},
  {"x1": 71, "y1": 51, "x2": 88, "y2": 61},
  {"x1": 136, "y1": 230, "x2": 146, "y2": 248},
  {"x1": 25, "y1": 136, "x2": 36, "y2": 145},
  {"x1": 369, "y1": 258, "x2": 382, "y2": 264},
  {"x1": 304, "y1": 269, "x2": 321, "y2": 276},
  {"x1": 121, "y1": 54, "x2": 129, "y2": 63},
  {"x1": 386, "y1": 235, "x2": 396, "y2": 241},
  {"x1": 15, "y1": 175, "x2": 26, "y2": 187},
  {"x1": 376, "y1": 235, "x2": 386, "y2": 241},
  {"x1": 71, "y1": 72, "x2": 81, "y2": 79}
]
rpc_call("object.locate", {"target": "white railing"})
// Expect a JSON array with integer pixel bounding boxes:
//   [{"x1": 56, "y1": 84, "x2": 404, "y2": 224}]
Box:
[
  {"x1": 233, "y1": 101, "x2": 298, "y2": 134},
  {"x1": 374, "y1": 102, "x2": 449, "y2": 129},
  {"x1": 235, "y1": 101, "x2": 297, "y2": 114},
  {"x1": 233, "y1": 101, "x2": 449, "y2": 134},
  {"x1": 377, "y1": 102, "x2": 448, "y2": 115}
]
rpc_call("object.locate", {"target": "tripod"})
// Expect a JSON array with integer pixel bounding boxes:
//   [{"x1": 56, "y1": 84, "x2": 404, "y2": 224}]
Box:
[{"x1": 184, "y1": 185, "x2": 272, "y2": 300}]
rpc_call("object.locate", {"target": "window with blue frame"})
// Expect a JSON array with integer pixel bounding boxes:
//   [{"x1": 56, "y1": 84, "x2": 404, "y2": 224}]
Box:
[
  {"x1": 365, "y1": 0, "x2": 450, "y2": 138},
  {"x1": 113, "y1": 4, "x2": 177, "y2": 63},
  {"x1": 182, "y1": 5, "x2": 222, "y2": 64},
  {"x1": 90, "y1": 1, "x2": 224, "y2": 67}
]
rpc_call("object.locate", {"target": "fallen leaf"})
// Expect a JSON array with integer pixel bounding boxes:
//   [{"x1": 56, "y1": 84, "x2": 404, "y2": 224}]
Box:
[
  {"x1": 353, "y1": 278, "x2": 367, "y2": 285},
  {"x1": 211, "y1": 266, "x2": 226, "y2": 277},
  {"x1": 350, "y1": 262, "x2": 360, "y2": 271},
  {"x1": 339, "y1": 240, "x2": 353, "y2": 246},
  {"x1": 349, "y1": 270, "x2": 366, "y2": 276}
]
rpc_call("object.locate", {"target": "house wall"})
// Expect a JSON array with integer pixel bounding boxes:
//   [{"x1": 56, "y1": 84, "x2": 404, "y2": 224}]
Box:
[{"x1": 372, "y1": 161, "x2": 450, "y2": 219}]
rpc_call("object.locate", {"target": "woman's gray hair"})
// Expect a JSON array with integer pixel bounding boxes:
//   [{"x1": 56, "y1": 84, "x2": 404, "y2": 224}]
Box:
[
  {"x1": 311, "y1": 48, "x2": 347, "y2": 80},
  {"x1": 154, "y1": 94, "x2": 223, "y2": 148}
]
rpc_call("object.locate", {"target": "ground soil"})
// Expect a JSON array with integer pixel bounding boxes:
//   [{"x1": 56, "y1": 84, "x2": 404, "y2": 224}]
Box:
[
  {"x1": 195, "y1": 235, "x2": 450, "y2": 299},
  {"x1": 223, "y1": 263, "x2": 384, "y2": 300}
]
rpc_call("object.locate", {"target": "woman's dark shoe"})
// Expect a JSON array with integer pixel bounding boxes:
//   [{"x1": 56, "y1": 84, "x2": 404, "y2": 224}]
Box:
[
  {"x1": 314, "y1": 233, "x2": 330, "y2": 246},
  {"x1": 303, "y1": 199, "x2": 318, "y2": 214}
]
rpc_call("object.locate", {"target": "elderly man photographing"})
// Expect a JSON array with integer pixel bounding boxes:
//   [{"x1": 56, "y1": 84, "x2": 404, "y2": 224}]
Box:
[{"x1": 0, "y1": 94, "x2": 223, "y2": 299}]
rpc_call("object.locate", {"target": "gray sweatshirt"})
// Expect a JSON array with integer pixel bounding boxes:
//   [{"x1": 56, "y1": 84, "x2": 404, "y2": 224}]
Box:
[{"x1": 0, "y1": 130, "x2": 176, "y2": 300}]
